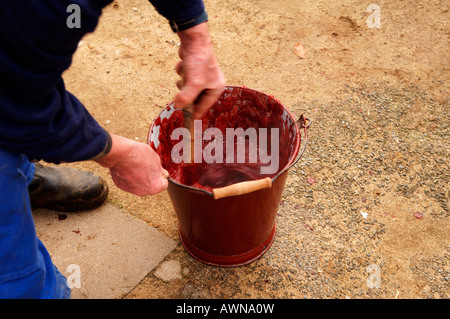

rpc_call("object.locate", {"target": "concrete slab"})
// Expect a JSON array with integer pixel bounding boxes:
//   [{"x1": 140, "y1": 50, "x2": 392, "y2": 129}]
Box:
[{"x1": 33, "y1": 203, "x2": 176, "y2": 299}]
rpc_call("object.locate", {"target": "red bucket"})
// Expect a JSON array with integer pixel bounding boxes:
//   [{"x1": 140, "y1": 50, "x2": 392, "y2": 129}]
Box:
[{"x1": 148, "y1": 86, "x2": 309, "y2": 267}]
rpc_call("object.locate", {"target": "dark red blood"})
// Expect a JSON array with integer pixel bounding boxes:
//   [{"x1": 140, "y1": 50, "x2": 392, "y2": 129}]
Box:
[{"x1": 152, "y1": 88, "x2": 297, "y2": 191}]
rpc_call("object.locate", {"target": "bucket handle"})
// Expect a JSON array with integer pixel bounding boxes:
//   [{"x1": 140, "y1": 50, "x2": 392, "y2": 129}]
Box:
[
  {"x1": 212, "y1": 177, "x2": 272, "y2": 200},
  {"x1": 293, "y1": 114, "x2": 311, "y2": 166},
  {"x1": 272, "y1": 114, "x2": 311, "y2": 182}
]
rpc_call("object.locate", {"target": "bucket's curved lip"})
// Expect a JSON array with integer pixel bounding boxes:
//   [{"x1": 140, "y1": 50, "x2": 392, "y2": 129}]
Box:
[{"x1": 147, "y1": 85, "x2": 303, "y2": 197}]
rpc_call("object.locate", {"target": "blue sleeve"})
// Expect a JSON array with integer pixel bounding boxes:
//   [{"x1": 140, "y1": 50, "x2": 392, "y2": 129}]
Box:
[
  {"x1": 0, "y1": 0, "x2": 206, "y2": 164},
  {"x1": 149, "y1": 0, "x2": 206, "y2": 22},
  {"x1": 0, "y1": 0, "x2": 113, "y2": 163}
]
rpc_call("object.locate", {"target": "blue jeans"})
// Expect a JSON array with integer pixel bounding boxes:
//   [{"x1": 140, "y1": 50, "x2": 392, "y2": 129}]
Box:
[{"x1": 0, "y1": 150, "x2": 71, "y2": 299}]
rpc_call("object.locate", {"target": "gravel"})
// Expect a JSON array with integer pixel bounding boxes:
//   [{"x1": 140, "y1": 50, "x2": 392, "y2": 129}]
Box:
[{"x1": 127, "y1": 83, "x2": 449, "y2": 299}]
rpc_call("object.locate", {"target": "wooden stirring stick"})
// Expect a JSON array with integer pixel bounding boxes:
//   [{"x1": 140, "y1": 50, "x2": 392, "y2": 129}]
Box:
[{"x1": 182, "y1": 103, "x2": 195, "y2": 163}]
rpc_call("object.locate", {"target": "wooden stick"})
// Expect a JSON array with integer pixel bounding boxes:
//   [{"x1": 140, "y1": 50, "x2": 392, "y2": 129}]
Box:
[
  {"x1": 212, "y1": 177, "x2": 272, "y2": 200},
  {"x1": 182, "y1": 104, "x2": 195, "y2": 163}
]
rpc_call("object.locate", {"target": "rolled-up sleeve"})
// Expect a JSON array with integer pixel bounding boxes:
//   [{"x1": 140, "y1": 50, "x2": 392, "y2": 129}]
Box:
[{"x1": 149, "y1": 0, "x2": 206, "y2": 22}]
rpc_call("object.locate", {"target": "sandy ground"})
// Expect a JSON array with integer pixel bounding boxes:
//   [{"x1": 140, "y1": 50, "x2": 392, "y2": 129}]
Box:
[{"x1": 61, "y1": 0, "x2": 448, "y2": 298}]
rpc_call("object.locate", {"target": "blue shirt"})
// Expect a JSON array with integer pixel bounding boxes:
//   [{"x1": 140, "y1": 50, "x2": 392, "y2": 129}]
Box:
[{"x1": 0, "y1": 0, "x2": 205, "y2": 163}]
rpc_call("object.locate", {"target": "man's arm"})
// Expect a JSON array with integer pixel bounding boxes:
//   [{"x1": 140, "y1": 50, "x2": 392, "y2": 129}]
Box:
[
  {"x1": 174, "y1": 22, "x2": 225, "y2": 120},
  {"x1": 94, "y1": 1, "x2": 224, "y2": 196},
  {"x1": 0, "y1": 0, "x2": 223, "y2": 197},
  {"x1": 94, "y1": 134, "x2": 169, "y2": 196},
  {"x1": 149, "y1": 0, "x2": 225, "y2": 119},
  {"x1": 0, "y1": 0, "x2": 112, "y2": 163}
]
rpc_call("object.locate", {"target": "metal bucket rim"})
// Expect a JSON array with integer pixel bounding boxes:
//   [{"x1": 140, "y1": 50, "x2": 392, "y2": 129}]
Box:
[{"x1": 147, "y1": 85, "x2": 307, "y2": 197}]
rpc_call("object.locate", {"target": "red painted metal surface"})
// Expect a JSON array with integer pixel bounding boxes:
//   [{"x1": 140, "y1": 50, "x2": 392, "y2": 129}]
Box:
[{"x1": 148, "y1": 86, "x2": 306, "y2": 267}]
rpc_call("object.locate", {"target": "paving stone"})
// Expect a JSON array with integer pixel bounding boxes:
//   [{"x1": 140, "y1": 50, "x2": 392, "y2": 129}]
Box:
[{"x1": 33, "y1": 203, "x2": 176, "y2": 299}]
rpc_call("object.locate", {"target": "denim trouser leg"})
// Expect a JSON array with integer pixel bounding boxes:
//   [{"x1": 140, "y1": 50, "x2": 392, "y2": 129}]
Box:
[{"x1": 0, "y1": 150, "x2": 71, "y2": 299}]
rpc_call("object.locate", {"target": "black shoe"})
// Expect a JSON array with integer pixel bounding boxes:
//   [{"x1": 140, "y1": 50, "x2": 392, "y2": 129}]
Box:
[{"x1": 29, "y1": 163, "x2": 109, "y2": 212}]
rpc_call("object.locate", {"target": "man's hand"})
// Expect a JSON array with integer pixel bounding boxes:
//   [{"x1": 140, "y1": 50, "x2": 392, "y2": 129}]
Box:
[
  {"x1": 95, "y1": 134, "x2": 168, "y2": 196},
  {"x1": 174, "y1": 22, "x2": 225, "y2": 120}
]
